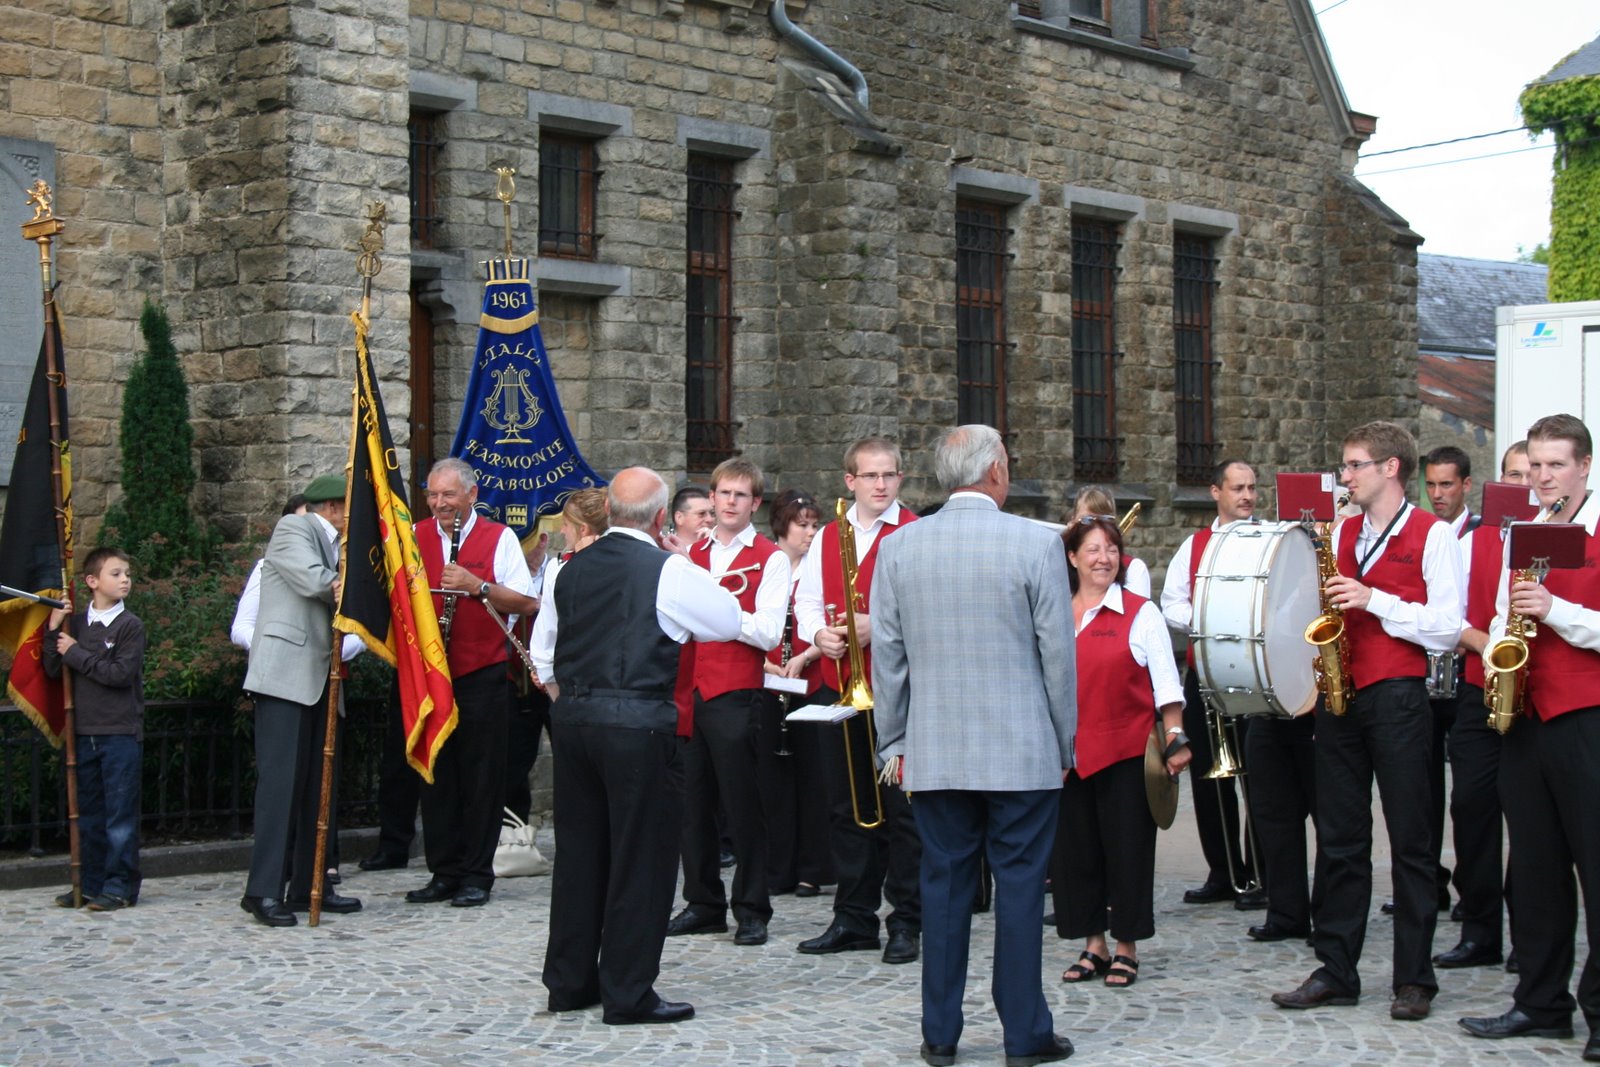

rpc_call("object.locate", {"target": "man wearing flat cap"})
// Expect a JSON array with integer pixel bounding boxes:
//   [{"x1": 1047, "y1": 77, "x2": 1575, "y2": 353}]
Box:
[{"x1": 240, "y1": 473, "x2": 362, "y2": 927}]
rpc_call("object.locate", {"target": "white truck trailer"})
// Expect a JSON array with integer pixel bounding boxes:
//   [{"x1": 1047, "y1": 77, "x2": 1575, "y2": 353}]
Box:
[{"x1": 1495, "y1": 299, "x2": 1600, "y2": 490}]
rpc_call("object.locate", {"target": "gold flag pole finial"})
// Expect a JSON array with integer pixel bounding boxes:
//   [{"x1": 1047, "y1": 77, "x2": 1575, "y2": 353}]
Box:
[
  {"x1": 356, "y1": 202, "x2": 387, "y2": 319},
  {"x1": 494, "y1": 166, "x2": 516, "y2": 258},
  {"x1": 22, "y1": 180, "x2": 65, "y2": 302}
]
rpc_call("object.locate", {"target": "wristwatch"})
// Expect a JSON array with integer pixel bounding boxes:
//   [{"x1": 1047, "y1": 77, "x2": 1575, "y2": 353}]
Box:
[{"x1": 478, "y1": 580, "x2": 491, "y2": 599}]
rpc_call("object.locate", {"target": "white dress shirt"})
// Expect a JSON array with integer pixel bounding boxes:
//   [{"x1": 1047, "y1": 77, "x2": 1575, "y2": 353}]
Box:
[
  {"x1": 430, "y1": 510, "x2": 537, "y2": 611},
  {"x1": 1489, "y1": 491, "x2": 1600, "y2": 653},
  {"x1": 1338, "y1": 501, "x2": 1464, "y2": 652},
  {"x1": 86, "y1": 600, "x2": 126, "y2": 628},
  {"x1": 231, "y1": 520, "x2": 364, "y2": 660},
  {"x1": 703, "y1": 522, "x2": 790, "y2": 651},
  {"x1": 1077, "y1": 583, "x2": 1185, "y2": 709},
  {"x1": 1123, "y1": 556, "x2": 1152, "y2": 599},
  {"x1": 531, "y1": 527, "x2": 743, "y2": 685},
  {"x1": 1159, "y1": 518, "x2": 1224, "y2": 633},
  {"x1": 794, "y1": 501, "x2": 907, "y2": 645}
]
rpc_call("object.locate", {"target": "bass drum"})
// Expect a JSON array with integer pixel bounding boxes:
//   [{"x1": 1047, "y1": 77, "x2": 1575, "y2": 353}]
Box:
[{"x1": 1192, "y1": 521, "x2": 1319, "y2": 717}]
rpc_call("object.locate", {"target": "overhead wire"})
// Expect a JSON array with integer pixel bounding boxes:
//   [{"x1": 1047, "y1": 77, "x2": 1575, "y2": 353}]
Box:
[{"x1": 1355, "y1": 132, "x2": 1600, "y2": 178}]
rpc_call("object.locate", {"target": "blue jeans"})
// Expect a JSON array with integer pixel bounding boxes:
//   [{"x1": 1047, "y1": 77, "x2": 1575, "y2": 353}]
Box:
[{"x1": 77, "y1": 734, "x2": 142, "y2": 901}]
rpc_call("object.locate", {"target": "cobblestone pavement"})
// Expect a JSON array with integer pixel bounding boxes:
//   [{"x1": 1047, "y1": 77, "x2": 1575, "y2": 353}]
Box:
[{"x1": 1, "y1": 794, "x2": 1584, "y2": 1066}]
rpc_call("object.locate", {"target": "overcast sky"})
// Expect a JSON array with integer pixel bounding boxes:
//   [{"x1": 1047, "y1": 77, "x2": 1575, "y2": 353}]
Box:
[{"x1": 1318, "y1": 0, "x2": 1599, "y2": 262}]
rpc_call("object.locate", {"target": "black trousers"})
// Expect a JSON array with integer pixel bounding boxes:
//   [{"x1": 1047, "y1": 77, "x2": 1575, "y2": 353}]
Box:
[
  {"x1": 680, "y1": 688, "x2": 771, "y2": 922},
  {"x1": 245, "y1": 693, "x2": 324, "y2": 900},
  {"x1": 1052, "y1": 757, "x2": 1156, "y2": 942},
  {"x1": 543, "y1": 720, "x2": 683, "y2": 1017},
  {"x1": 1501, "y1": 705, "x2": 1600, "y2": 1031},
  {"x1": 1427, "y1": 693, "x2": 1456, "y2": 901},
  {"x1": 373, "y1": 677, "x2": 421, "y2": 861},
  {"x1": 788, "y1": 696, "x2": 836, "y2": 888},
  {"x1": 1244, "y1": 710, "x2": 1322, "y2": 932},
  {"x1": 1448, "y1": 682, "x2": 1507, "y2": 951},
  {"x1": 506, "y1": 681, "x2": 551, "y2": 822},
  {"x1": 815, "y1": 686, "x2": 921, "y2": 936},
  {"x1": 420, "y1": 665, "x2": 509, "y2": 890},
  {"x1": 1310, "y1": 678, "x2": 1438, "y2": 996},
  {"x1": 1181, "y1": 669, "x2": 1249, "y2": 886},
  {"x1": 756, "y1": 690, "x2": 835, "y2": 892}
]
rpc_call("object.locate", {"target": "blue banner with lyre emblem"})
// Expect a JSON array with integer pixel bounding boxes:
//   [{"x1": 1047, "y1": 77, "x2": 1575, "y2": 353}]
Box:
[{"x1": 446, "y1": 257, "x2": 606, "y2": 539}]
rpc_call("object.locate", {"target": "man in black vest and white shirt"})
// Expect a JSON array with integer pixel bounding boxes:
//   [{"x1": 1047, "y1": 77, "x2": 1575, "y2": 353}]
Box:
[{"x1": 532, "y1": 467, "x2": 742, "y2": 1026}]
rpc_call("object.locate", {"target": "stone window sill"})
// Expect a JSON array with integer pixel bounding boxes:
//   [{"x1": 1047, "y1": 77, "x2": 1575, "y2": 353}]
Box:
[
  {"x1": 533, "y1": 258, "x2": 630, "y2": 299},
  {"x1": 1012, "y1": 13, "x2": 1195, "y2": 72}
]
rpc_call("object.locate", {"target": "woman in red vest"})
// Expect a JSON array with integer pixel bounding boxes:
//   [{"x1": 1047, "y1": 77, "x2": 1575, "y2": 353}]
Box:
[
  {"x1": 1052, "y1": 516, "x2": 1189, "y2": 988},
  {"x1": 1070, "y1": 484, "x2": 1151, "y2": 597},
  {"x1": 760, "y1": 489, "x2": 832, "y2": 897}
]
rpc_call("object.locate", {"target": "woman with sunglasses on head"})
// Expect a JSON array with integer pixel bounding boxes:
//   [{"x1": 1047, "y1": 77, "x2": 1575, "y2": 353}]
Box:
[
  {"x1": 1069, "y1": 485, "x2": 1151, "y2": 598},
  {"x1": 1052, "y1": 515, "x2": 1189, "y2": 988},
  {"x1": 760, "y1": 489, "x2": 834, "y2": 898}
]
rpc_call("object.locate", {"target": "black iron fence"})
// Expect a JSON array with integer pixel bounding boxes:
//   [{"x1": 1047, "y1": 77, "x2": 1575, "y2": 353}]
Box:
[{"x1": 0, "y1": 698, "x2": 386, "y2": 855}]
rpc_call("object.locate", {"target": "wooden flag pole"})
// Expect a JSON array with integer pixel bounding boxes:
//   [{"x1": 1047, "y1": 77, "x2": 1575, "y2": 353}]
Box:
[{"x1": 22, "y1": 182, "x2": 81, "y2": 906}]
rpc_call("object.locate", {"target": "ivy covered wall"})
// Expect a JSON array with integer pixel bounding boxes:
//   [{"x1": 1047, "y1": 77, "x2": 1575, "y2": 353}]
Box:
[{"x1": 1521, "y1": 73, "x2": 1600, "y2": 302}]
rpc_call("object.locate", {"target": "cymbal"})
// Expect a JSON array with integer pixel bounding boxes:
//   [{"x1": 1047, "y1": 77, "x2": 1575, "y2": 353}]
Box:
[{"x1": 1145, "y1": 727, "x2": 1178, "y2": 830}]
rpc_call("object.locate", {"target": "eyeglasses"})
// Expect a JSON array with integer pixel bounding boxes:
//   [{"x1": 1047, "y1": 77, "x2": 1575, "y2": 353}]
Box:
[
  {"x1": 851, "y1": 472, "x2": 901, "y2": 483},
  {"x1": 1336, "y1": 460, "x2": 1380, "y2": 475}
]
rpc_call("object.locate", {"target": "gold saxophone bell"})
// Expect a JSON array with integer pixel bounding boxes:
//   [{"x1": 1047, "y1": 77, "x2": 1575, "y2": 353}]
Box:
[
  {"x1": 1485, "y1": 565, "x2": 1538, "y2": 735},
  {"x1": 1305, "y1": 503, "x2": 1352, "y2": 716},
  {"x1": 830, "y1": 498, "x2": 884, "y2": 830}
]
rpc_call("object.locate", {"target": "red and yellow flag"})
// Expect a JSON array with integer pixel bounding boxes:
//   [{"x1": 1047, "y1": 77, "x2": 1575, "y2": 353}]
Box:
[
  {"x1": 333, "y1": 312, "x2": 456, "y2": 781},
  {"x1": 0, "y1": 306, "x2": 71, "y2": 745}
]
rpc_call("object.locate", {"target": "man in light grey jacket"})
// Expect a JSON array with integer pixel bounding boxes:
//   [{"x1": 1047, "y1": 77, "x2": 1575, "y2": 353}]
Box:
[{"x1": 873, "y1": 424, "x2": 1077, "y2": 1067}]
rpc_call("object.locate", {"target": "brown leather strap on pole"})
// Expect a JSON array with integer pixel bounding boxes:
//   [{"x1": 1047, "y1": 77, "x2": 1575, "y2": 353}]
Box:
[{"x1": 309, "y1": 630, "x2": 341, "y2": 927}]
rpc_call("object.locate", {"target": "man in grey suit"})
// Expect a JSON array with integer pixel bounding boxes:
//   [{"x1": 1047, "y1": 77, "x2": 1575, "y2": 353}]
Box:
[
  {"x1": 874, "y1": 425, "x2": 1077, "y2": 1067},
  {"x1": 240, "y1": 474, "x2": 361, "y2": 927}
]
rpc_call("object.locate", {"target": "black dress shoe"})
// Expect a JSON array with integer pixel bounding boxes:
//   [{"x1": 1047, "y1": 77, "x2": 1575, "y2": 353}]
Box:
[
  {"x1": 602, "y1": 999, "x2": 696, "y2": 1025},
  {"x1": 921, "y1": 1041, "x2": 957, "y2": 1066},
  {"x1": 1450, "y1": 901, "x2": 1464, "y2": 922},
  {"x1": 734, "y1": 917, "x2": 768, "y2": 945},
  {"x1": 1183, "y1": 881, "x2": 1235, "y2": 904},
  {"x1": 1506, "y1": 949, "x2": 1519, "y2": 974},
  {"x1": 1459, "y1": 1008, "x2": 1573, "y2": 1039},
  {"x1": 240, "y1": 895, "x2": 297, "y2": 928},
  {"x1": 286, "y1": 891, "x2": 362, "y2": 914},
  {"x1": 1380, "y1": 899, "x2": 1396, "y2": 915},
  {"x1": 1233, "y1": 886, "x2": 1268, "y2": 911},
  {"x1": 1433, "y1": 939, "x2": 1502, "y2": 968},
  {"x1": 1042, "y1": 911, "x2": 1056, "y2": 926},
  {"x1": 883, "y1": 929, "x2": 920, "y2": 964},
  {"x1": 1005, "y1": 1033, "x2": 1073, "y2": 1066},
  {"x1": 1390, "y1": 984, "x2": 1433, "y2": 1021},
  {"x1": 719, "y1": 848, "x2": 736, "y2": 869},
  {"x1": 547, "y1": 993, "x2": 601, "y2": 1013},
  {"x1": 358, "y1": 852, "x2": 409, "y2": 871},
  {"x1": 404, "y1": 877, "x2": 461, "y2": 903},
  {"x1": 665, "y1": 908, "x2": 728, "y2": 936},
  {"x1": 1271, "y1": 976, "x2": 1358, "y2": 1009},
  {"x1": 798, "y1": 921, "x2": 880, "y2": 954},
  {"x1": 451, "y1": 886, "x2": 491, "y2": 908},
  {"x1": 795, "y1": 882, "x2": 820, "y2": 898},
  {"x1": 1248, "y1": 921, "x2": 1310, "y2": 943},
  {"x1": 1584, "y1": 1031, "x2": 1600, "y2": 1062}
]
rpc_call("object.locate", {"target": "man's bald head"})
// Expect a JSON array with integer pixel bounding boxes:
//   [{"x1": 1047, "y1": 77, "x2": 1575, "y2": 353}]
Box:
[{"x1": 607, "y1": 467, "x2": 670, "y2": 532}]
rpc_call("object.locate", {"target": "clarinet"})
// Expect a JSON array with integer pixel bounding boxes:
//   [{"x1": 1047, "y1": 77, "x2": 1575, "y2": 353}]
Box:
[
  {"x1": 439, "y1": 511, "x2": 462, "y2": 646},
  {"x1": 775, "y1": 605, "x2": 795, "y2": 757}
]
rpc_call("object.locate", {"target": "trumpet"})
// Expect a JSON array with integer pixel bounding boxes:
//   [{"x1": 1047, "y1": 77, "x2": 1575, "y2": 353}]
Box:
[
  {"x1": 1484, "y1": 494, "x2": 1567, "y2": 734},
  {"x1": 828, "y1": 498, "x2": 883, "y2": 830},
  {"x1": 1304, "y1": 493, "x2": 1352, "y2": 715}
]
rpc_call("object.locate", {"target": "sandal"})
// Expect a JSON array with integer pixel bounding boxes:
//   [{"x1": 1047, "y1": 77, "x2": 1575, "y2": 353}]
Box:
[
  {"x1": 1104, "y1": 954, "x2": 1139, "y2": 988},
  {"x1": 1062, "y1": 950, "x2": 1110, "y2": 983}
]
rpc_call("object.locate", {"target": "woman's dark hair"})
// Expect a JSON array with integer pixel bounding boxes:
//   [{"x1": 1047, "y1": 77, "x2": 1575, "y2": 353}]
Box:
[
  {"x1": 770, "y1": 488, "x2": 822, "y2": 540},
  {"x1": 1061, "y1": 515, "x2": 1127, "y2": 593}
]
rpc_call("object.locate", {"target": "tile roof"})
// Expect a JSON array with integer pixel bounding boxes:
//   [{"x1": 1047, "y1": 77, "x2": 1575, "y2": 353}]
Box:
[
  {"x1": 1534, "y1": 33, "x2": 1600, "y2": 86},
  {"x1": 1417, "y1": 253, "x2": 1548, "y2": 430}
]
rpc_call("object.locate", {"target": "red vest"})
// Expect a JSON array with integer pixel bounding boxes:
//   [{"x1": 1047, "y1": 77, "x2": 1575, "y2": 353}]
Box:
[
  {"x1": 767, "y1": 578, "x2": 823, "y2": 697},
  {"x1": 1335, "y1": 505, "x2": 1439, "y2": 690},
  {"x1": 417, "y1": 515, "x2": 511, "y2": 679},
  {"x1": 817, "y1": 507, "x2": 918, "y2": 691},
  {"x1": 1183, "y1": 525, "x2": 1215, "y2": 670},
  {"x1": 686, "y1": 533, "x2": 781, "y2": 701},
  {"x1": 1526, "y1": 521, "x2": 1600, "y2": 721},
  {"x1": 1074, "y1": 591, "x2": 1158, "y2": 779},
  {"x1": 1463, "y1": 524, "x2": 1504, "y2": 689}
]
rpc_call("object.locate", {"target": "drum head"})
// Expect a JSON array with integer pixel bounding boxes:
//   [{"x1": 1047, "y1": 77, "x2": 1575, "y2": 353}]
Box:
[{"x1": 1260, "y1": 526, "x2": 1319, "y2": 716}]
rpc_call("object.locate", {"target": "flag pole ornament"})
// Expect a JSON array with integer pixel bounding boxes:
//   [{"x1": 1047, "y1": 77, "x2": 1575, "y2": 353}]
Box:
[{"x1": 447, "y1": 167, "x2": 606, "y2": 541}]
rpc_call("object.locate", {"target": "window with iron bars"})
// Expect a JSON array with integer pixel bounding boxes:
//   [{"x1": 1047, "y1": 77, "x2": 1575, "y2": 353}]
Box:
[
  {"x1": 1174, "y1": 234, "x2": 1220, "y2": 484},
  {"x1": 1071, "y1": 217, "x2": 1121, "y2": 481},
  {"x1": 686, "y1": 154, "x2": 739, "y2": 472},
  {"x1": 408, "y1": 110, "x2": 443, "y2": 249},
  {"x1": 539, "y1": 133, "x2": 600, "y2": 260},
  {"x1": 956, "y1": 199, "x2": 1010, "y2": 436}
]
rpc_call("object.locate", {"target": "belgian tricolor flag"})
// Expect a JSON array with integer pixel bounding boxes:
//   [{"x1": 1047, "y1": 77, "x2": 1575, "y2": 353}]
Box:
[
  {"x1": 333, "y1": 311, "x2": 456, "y2": 781},
  {"x1": 0, "y1": 305, "x2": 71, "y2": 745}
]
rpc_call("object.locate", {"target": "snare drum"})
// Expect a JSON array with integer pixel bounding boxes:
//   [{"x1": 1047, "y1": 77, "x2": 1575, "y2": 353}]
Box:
[
  {"x1": 1425, "y1": 650, "x2": 1460, "y2": 700},
  {"x1": 1191, "y1": 521, "x2": 1320, "y2": 718}
]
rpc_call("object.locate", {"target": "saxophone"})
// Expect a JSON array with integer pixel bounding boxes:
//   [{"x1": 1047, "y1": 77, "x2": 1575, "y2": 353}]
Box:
[
  {"x1": 1304, "y1": 496, "x2": 1353, "y2": 716},
  {"x1": 1483, "y1": 494, "x2": 1567, "y2": 734}
]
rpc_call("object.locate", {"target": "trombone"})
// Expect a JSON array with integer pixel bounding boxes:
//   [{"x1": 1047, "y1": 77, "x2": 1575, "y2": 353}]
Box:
[
  {"x1": 828, "y1": 498, "x2": 884, "y2": 829},
  {"x1": 1200, "y1": 695, "x2": 1264, "y2": 896}
]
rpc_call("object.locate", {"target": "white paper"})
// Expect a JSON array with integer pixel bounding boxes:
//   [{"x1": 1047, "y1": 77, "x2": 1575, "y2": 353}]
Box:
[
  {"x1": 763, "y1": 674, "x2": 809, "y2": 695},
  {"x1": 785, "y1": 703, "x2": 860, "y2": 724}
]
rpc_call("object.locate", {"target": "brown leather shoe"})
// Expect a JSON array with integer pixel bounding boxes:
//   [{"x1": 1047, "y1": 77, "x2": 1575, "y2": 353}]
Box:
[
  {"x1": 1271, "y1": 975, "x2": 1358, "y2": 1010},
  {"x1": 1390, "y1": 984, "x2": 1433, "y2": 1021}
]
